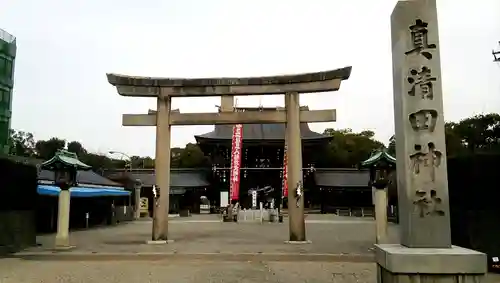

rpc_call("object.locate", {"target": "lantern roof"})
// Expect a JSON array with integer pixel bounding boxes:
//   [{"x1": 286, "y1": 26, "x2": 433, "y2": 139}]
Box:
[
  {"x1": 361, "y1": 149, "x2": 396, "y2": 168},
  {"x1": 41, "y1": 150, "x2": 92, "y2": 171}
]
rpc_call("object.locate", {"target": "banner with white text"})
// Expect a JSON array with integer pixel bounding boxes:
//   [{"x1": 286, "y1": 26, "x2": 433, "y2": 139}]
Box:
[
  {"x1": 230, "y1": 124, "x2": 243, "y2": 201},
  {"x1": 282, "y1": 144, "x2": 288, "y2": 198}
]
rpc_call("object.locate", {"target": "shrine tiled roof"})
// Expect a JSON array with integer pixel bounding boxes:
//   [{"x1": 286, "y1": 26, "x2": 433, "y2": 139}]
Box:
[
  {"x1": 38, "y1": 169, "x2": 122, "y2": 187},
  {"x1": 195, "y1": 123, "x2": 328, "y2": 141},
  {"x1": 194, "y1": 106, "x2": 330, "y2": 141},
  {"x1": 129, "y1": 170, "x2": 209, "y2": 188},
  {"x1": 361, "y1": 149, "x2": 396, "y2": 167}
]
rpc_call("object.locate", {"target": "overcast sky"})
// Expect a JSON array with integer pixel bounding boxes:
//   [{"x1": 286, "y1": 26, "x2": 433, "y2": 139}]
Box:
[{"x1": 2, "y1": 0, "x2": 500, "y2": 157}]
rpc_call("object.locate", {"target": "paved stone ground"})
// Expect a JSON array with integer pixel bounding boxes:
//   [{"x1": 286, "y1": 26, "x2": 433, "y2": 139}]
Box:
[
  {"x1": 2, "y1": 214, "x2": 499, "y2": 282},
  {"x1": 23, "y1": 214, "x2": 391, "y2": 256},
  {"x1": 0, "y1": 258, "x2": 378, "y2": 283}
]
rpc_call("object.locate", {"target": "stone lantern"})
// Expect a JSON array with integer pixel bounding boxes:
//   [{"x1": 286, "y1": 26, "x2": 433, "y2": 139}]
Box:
[
  {"x1": 361, "y1": 149, "x2": 396, "y2": 244},
  {"x1": 41, "y1": 149, "x2": 91, "y2": 249}
]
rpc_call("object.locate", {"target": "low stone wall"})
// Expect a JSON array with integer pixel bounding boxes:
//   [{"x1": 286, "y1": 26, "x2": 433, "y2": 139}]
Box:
[
  {"x1": 113, "y1": 206, "x2": 134, "y2": 223},
  {"x1": 237, "y1": 209, "x2": 279, "y2": 222}
]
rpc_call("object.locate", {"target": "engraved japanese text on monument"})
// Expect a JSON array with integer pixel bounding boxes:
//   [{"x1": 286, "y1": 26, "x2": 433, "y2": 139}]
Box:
[
  {"x1": 409, "y1": 143, "x2": 442, "y2": 182},
  {"x1": 404, "y1": 19, "x2": 445, "y2": 218},
  {"x1": 410, "y1": 143, "x2": 445, "y2": 218},
  {"x1": 405, "y1": 19, "x2": 436, "y2": 60},
  {"x1": 409, "y1": 109, "x2": 438, "y2": 132},
  {"x1": 413, "y1": 188, "x2": 445, "y2": 217},
  {"x1": 405, "y1": 19, "x2": 437, "y2": 100},
  {"x1": 407, "y1": 67, "x2": 436, "y2": 100}
]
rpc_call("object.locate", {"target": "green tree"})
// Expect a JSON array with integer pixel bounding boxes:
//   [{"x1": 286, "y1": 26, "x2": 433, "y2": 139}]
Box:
[
  {"x1": 142, "y1": 156, "x2": 155, "y2": 168},
  {"x1": 68, "y1": 140, "x2": 127, "y2": 170},
  {"x1": 178, "y1": 143, "x2": 209, "y2": 168},
  {"x1": 130, "y1": 155, "x2": 142, "y2": 169},
  {"x1": 67, "y1": 141, "x2": 87, "y2": 157},
  {"x1": 170, "y1": 147, "x2": 184, "y2": 168},
  {"x1": 35, "y1": 138, "x2": 66, "y2": 160},
  {"x1": 320, "y1": 128, "x2": 385, "y2": 167},
  {"x1": 451, "y1": 113, "x2": 500, "y2": 154},
  {"x1": 82, "y1": 153, "x2": 122, "y2": 172},
  {"x1": 443, "y1": 122, "x2": 466, "y2": 157},
  {"x1": 388, "y1": 113, "x2": 500, "y2": 158},
  {"x1": 8, "y1": 130, "x2": 36, "y2": 157}
]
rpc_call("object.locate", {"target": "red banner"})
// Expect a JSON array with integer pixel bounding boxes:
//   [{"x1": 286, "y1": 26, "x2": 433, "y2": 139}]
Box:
[
  {"x1": 282, "y1": 144, "x2": 288, "y2": 197},
  {"x1": 230, "y1": 124, "x2": 243, "y2": 201}
]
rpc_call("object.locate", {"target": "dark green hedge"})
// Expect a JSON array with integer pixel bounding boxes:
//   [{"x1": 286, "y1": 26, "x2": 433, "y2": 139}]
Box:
[
  {"x1": 448, "y1": 153, "x2": 500, "y2": 257},
  {"x1": 0, "y1": 156, "x2": 38, "y2": 211},
  {"x1": 0, "y1": 156, "x2": 38, "y2": 254}
]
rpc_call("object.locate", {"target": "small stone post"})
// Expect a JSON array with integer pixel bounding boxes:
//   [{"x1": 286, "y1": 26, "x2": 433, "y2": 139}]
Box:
[
  {"x1": 373, "y1": 187, "x2": 388, "y2": 244},
  {"x1": 375, "y1": 0, "x2": 486, "y2": 281},
  {"x1": 54, "y1": 189, "x2": 71, "y2": 248}
]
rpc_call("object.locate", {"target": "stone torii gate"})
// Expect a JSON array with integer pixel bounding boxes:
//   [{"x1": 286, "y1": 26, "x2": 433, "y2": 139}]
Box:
[{"x1": 106, "y1": 67, "x2": 351, "y2": 242}]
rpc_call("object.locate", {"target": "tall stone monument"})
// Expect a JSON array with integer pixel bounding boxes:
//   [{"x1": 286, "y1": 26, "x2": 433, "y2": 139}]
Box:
[{"x1": 374, "y1": 0, "x2": 487, "y2": 282}]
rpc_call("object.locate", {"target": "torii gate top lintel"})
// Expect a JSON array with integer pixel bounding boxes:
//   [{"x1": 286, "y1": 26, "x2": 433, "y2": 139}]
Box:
[{"x1": 106, "y1": 66, "x2": 352, "y2": 97}]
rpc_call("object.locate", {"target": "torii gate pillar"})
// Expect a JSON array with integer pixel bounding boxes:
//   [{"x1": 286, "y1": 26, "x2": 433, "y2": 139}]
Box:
[
  {"x1": 285, "y1": 92, "x2": 306, "y2": 241},
  {"x1": 153, "y1": 92, "x2": 172, "y2": 241}
]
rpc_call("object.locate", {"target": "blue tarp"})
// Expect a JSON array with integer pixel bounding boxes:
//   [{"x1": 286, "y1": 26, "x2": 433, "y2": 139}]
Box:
[{"x1": 37, "y1": 184, "x2": 131, "y2": 198}]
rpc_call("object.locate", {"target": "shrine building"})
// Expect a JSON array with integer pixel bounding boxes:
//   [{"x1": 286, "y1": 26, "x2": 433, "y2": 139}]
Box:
[{"x1": 108, "y1": 106, "x2": 373, "y2": 215}]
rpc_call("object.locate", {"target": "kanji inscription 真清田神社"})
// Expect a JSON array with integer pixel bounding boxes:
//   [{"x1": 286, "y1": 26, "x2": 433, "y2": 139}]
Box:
[
  {"x1": 413, "y1": 188, "x2": 445, "y2": 218},
  {"x1": 405, "y1": 19, "x2": 436, "y2": 60},
  {"x1": 408, "y1": 109, "x2": 438, "y2": 132},
  {"x1": 407, "y1": 66, "x2": 436, "y2": 99},
  {"x1": 403, "y1": 18, "x2": 447, "y2": 220}
]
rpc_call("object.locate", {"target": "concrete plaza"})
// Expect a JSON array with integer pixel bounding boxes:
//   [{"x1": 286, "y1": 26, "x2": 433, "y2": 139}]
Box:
[
  {"x1": 1, "y1": 214, "x2": 498, "y2": 282},
  {"x1": 24, "y1": 214, "x2": 389, "y2": 256}
]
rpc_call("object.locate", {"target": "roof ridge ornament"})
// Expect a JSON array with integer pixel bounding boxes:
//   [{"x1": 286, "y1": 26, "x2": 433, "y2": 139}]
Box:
[{"x1": 361, "y1": 148, "x2": 396, "y2": 168}]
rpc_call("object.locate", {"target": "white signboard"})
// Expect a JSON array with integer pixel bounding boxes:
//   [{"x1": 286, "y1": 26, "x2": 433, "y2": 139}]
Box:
[
  {"x1": 140, "y1": 197, "x2": 149, "y2": 213},
  {"x1": 220, "y1": 191, "x2": 229, "y2": 207}
]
